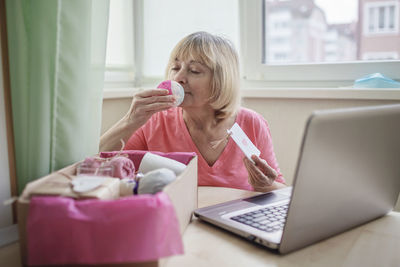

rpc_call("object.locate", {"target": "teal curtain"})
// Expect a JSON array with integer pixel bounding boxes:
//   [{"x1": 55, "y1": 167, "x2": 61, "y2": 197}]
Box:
[{"x1": 6, "y1": 0, "x2": 109, "y2": 193}]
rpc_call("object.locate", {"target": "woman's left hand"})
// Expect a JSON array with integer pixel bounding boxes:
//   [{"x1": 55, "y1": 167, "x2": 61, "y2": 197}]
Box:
[{"x1": 244, "y1": 155, "x2": 278, "y2": 192}]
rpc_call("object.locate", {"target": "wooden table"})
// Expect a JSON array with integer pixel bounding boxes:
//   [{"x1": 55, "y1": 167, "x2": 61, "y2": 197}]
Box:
[{"x1": 163, "y1": 186, "x2": 400, "y2": 267}]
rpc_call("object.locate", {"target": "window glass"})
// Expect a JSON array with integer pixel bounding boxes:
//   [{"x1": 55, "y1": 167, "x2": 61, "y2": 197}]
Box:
[
  {"x1": 106, "y1": 0, "x2": 134, "y2": 69},
  {"x1": 263, "y1": 0, "x2": 400, "y2": 64},
  {"x1": 142, "y1": 0, "x2": 239, "y2": 78},
  {"x1": 379, "y1": 6, "x2": 385, "y2": 29},
  {"x1": 389, "y1": 6, "x2": 395, "y2": 28}
]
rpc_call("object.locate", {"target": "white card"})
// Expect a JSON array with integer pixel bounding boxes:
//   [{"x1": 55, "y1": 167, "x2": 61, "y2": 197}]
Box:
[{"x1": 227, "y1": 123, "x2": 260, "y2": 163}]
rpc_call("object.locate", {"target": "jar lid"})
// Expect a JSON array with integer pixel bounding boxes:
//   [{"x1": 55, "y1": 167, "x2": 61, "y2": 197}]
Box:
[{"x1": 157, "y1": 80, "x2": 184, "y2": 106}]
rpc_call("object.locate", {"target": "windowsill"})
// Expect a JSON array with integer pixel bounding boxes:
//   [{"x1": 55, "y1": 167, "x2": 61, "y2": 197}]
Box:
[
  {"x1": 242, "y1": 87, "x2": 400, "y2": 100},
  {"x1": 103, "y1": 87, "x2": 400, "y2": 101}
]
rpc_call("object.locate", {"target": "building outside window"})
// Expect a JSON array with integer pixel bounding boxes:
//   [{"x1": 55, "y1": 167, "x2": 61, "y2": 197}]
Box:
[
  {"x1": 264, "y1": 0, "x2": 328, "y2": 64},
  {"x1": 263, "y1": 0, "x2": 399, "y2": 64}
]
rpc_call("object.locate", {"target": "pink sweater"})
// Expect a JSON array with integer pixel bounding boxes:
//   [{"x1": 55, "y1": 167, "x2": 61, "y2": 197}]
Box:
[{"x1": 125, "y1": 107, "x2": 284, "y2": 190}]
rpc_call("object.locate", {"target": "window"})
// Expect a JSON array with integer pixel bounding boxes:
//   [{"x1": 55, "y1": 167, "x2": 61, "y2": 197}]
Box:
[
  {"x1": 105, "y1": 0, "x2": 135, "y2": 87},
  {"x1": 105, "y1": 0, "x2": 400, "y2": 89},
  {"x1": 241, "y1": 0, "x2": 400, "y2": 86},
  {"x1": 364, "y1": 1, "x2": 399, "y2": 35}
]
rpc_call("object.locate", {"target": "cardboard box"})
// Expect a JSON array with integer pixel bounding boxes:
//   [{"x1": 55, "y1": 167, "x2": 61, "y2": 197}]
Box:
[{"x1": 18, "y1": 156, "x2": 198, "y2": 266}]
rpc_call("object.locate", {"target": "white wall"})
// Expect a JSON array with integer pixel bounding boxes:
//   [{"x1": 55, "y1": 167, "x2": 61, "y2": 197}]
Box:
[{"x1": 101, "y1": 95, "x2": 400, "y2": 210}]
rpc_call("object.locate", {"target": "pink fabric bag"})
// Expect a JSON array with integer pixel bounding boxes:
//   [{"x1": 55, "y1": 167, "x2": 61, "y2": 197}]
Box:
[{"x1": 27, "y1": 193, "x2": 183, "y2": 265}]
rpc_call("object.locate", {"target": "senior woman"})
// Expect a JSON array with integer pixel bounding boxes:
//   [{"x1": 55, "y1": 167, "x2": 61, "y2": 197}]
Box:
[{"x1": 100, "y1": 31, "x2": 286, "y2": 192}]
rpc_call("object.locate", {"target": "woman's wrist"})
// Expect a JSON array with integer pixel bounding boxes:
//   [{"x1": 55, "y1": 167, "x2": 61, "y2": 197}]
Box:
[
  {"x1": 119, "y1": 113, "x2": 141, "y2": 133},
  {"x1": 99, "y1": 115, "x2": 140, "y2": 152}
]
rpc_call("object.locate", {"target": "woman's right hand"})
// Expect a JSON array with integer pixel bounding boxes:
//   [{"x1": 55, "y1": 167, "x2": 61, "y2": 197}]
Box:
[
  {"x1": 125, "y1": 89, "x2": 176, "y2": 129},
  {"x1": 100, "y1": 89, "x2": 175, "y2": 152}
]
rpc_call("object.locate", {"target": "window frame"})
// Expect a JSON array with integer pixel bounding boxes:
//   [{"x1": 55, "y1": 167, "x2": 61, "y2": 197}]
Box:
[
  {"x1": 104, "y1": 0, "x2": 143, "y2": 88},
  {"x1": 239, "y1": 0, "x2": 400, "y2": 87}
]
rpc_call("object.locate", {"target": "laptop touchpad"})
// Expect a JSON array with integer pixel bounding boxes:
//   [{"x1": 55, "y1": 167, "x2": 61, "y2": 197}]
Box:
[{"x1": 243, "y1": 192, "x2": 289, "y2": 206}]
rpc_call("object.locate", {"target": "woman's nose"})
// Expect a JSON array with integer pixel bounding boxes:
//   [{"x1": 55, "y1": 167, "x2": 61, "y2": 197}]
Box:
[{"x1": 173, "y1": 68, "x2": 187, "y2": 84}]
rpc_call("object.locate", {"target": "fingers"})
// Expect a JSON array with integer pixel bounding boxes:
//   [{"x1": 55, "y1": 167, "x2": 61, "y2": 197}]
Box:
[
  {"x1": 251, "y1": 155, "x2": 278, "y2": 178},
  {"x1": 130, "y1": 89, "x2": 176, "y2": 113},
  {"x1": 245, "y1": 158, "x2": 273, "y2": 186},
  {"x1": 135, "y1": 95, "x2": 175, "y2": 107},
  {"x1": 244, "y1": 156, "x2": 277, "y2": 190},
  {"x1": 126, "y1": 89, "x2": 176, "y2": 127},
  {"x1": 135, "y1": 92, "x2": 176, "y2": 106},
  {"x1": 243, "y1": 157, "x2": 260, "y2": 178},
  {"x1": 136, "y1": 89, "x2": 169, "y2": 98}
]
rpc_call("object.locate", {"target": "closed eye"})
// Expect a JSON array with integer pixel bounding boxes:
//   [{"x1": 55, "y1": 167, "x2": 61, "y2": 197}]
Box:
[{"x1": 171, "y1": 65, "x2": 180, "y2": 71}]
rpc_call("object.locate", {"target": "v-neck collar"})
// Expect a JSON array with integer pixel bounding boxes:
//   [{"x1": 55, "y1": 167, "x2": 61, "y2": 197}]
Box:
[{"x1": 178, "y1": 108, "x2": 240, "y2": 169}]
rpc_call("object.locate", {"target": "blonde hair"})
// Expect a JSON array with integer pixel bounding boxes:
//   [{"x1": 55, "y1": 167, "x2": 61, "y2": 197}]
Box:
[{"x1": 165, "y1": 31, "x2": 241, "y2": 121}]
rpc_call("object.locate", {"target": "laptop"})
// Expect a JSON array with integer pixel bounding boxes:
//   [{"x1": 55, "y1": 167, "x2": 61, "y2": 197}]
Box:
[{"x1": 194, "y1": 104, "x2": 400, "y2": 254}]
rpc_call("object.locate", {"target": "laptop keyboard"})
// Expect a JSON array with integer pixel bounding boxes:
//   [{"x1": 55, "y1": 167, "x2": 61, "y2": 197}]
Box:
[{"x1": 230, "y1": 203, "x2": 288, "y2": 233}]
